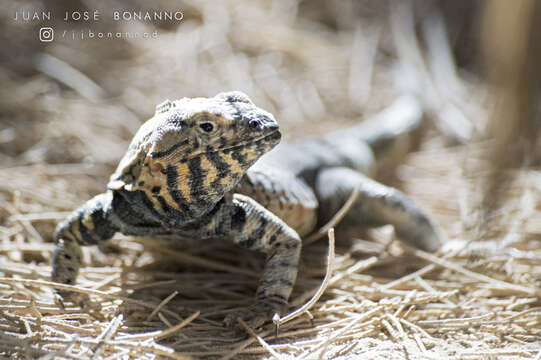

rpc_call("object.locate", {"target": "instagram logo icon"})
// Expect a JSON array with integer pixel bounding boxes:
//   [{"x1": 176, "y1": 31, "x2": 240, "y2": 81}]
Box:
[{"x1": 39, "y1": 27, "x2": 54, "y2": 42}]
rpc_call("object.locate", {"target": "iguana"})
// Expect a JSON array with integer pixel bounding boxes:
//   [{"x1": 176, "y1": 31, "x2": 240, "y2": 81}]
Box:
[{"x1": 52, "y1": 91, "x2": 441, "y2": 329}]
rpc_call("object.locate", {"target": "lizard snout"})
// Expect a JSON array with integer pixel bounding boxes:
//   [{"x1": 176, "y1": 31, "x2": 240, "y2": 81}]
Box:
[
  {"x1": 247, "y1": 118, "x2": 279, "y2": 136},
  {"x1": 263, "y1": 122, "x2": 279, "y2": 135}
]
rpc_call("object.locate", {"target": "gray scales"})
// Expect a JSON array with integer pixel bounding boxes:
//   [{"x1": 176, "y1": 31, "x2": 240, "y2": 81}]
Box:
[{"x1": 51, "y1": 91, "x2": 442, "y2": 329}]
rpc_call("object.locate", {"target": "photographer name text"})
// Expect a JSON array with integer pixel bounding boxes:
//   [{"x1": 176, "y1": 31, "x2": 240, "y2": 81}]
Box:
[{"x1": 14, "y1": 10, "x2": 183, "y2": 22}]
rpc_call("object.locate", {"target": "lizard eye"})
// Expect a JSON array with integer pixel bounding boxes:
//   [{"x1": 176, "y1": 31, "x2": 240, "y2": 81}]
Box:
[{"x1": 199, "y1": 122, "x2": 214, "y2": 133}]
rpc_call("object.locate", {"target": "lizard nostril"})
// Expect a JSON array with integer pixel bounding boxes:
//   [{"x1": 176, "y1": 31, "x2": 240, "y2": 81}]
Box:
[{"x1": 249, "y1": 120, "x2": 260, "y2": 129}]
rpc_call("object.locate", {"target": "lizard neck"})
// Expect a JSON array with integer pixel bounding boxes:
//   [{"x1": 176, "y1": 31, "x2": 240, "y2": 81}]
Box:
[
  {"x1": 128, "y1": 149, "x2": 255, "y2": 226},
  {"x1": 111, "y1": 129, "x2": 280, "y2": 228}
]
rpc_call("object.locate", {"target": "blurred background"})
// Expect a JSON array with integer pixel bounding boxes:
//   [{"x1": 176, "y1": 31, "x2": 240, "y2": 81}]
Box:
[
  {"x1": 0, "y1": 0, "x2": 489, "y2": 167},
  {"x1": 1, "y1": 0, "x2": 541, "y2": 358}
]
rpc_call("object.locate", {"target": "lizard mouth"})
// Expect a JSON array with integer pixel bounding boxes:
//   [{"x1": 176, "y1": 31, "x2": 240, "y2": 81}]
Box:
[
  {"x1": 150, "y1": 129, "x2": 281, "y2": 162},
  {"x1": 209, "y1": 129, "x2": 281, "y2": 155},
  {"x1": 226, "y1": 129, "x2": 281, "y2": 150},
  {"x1": 258, "y1": 128, "x2": 282, "y2": 143}
]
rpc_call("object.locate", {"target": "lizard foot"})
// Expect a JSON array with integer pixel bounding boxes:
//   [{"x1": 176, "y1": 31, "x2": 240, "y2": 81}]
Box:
[{"x1": 224, "y1": 303, "x2": 280, "y2": 330}]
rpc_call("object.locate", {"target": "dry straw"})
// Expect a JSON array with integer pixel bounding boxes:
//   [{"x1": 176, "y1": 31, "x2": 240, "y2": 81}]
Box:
[{"x1": 1, "y1": 0, "x2": 540, "y2": 359}]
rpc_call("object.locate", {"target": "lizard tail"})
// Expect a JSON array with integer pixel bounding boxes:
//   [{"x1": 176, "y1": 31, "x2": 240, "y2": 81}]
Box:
[{"x1": 333, "y1": 95, "x2": 424, "y2": 172}]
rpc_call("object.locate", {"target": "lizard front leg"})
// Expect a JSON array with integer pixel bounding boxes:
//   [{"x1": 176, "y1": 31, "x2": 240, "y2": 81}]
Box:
[
  {"x1": 52, "y1": 192, "x2": 118, "y2": 296},
  {"x1": 215, "y1": 194, "x2": 302, "y2": 329},
  {"x1": 315, "y1": 167, "x2": 442, "y2": 252}
]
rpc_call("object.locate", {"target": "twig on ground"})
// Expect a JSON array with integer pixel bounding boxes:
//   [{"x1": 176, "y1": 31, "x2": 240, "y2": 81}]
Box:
[
  {"x1": 146, "y1": 291, "x2": 179, "y2": 321},
  {"x1": 90, "y1": 314, "x2": 123, "y2": 359},
  {"x1": 304, "y1": 185, "x2": 360, "y2": 245},
  {"x1": 238, "y1": 319, "x2": 283, "y2": 360},
  {"x1": 273, "y1": 228, "x2": 335, "y2": 328}
]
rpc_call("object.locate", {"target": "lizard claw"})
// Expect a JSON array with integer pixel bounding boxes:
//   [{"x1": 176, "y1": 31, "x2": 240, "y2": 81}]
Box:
[{"x1": 224, "y1": 304, "x2": 278, "y2": 330}]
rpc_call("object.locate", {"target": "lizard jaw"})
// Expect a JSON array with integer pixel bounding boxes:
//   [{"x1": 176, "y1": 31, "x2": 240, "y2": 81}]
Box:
[{"x1": 181, "y1": 129, "x2": 281, "y2": 162}]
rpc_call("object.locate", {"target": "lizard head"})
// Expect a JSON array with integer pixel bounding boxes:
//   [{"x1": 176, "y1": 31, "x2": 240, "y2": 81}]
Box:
[{"x1": 108, "y1": 91, "x2": 280, "y2": 215}]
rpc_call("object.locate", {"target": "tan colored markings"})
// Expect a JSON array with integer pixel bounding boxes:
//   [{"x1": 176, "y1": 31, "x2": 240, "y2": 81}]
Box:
[
  {"x1": 145, "y1": 177, "x2": 181, "y2": 212},
  {"x1": 219, "y1": 151, "x2": 243, "y2": 187},
  {"x1": 242, "y1": 145, "x2": 260, "y2": 164},
  {"x1": 216, "y1": 116, "x2": 234, "y2": 128},
  {"x1": 201, "y1": 154, "x2": 218, "y2": 189},
  {"x1": 175, "y1": 162, "x2": 193, "y2": 203},
  {"x1": 136, "y1": 167, "x2": 166, "y2": 211},
  {"x1": 81, "y1": 213, "x2": 95, "y2": 231},
  {"x1": 70, "y1": 218, "x2": 82, "y2": 242},
  {"x1": 129, "y1": 136, "x2": 265, "y2": 213},
  {"x1": 158, "y1": 186, "x2": 181, "y2": 210}
]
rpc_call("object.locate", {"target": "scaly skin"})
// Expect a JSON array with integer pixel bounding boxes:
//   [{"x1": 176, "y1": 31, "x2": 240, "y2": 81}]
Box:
[{"x1": 52, "y1": 92, "x2": 441, "y2": 329}]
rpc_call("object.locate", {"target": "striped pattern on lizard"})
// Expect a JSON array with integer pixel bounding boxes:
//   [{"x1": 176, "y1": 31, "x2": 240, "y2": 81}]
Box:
[{"x1": 51, "y1": 91, "x2": 441, "y2": 329}]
